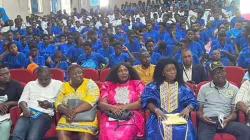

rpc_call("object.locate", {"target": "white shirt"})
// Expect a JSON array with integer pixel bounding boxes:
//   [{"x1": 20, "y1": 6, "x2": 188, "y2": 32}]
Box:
[
  {"x1": 235, "y1": 80, "x2": 250, "y2": 107},
  {"x1": 18, "y1": 79, "x2": 62, "y2": 116},
  {"x1": 183, "y1": 65, "x2": 192, "y2": 82}
]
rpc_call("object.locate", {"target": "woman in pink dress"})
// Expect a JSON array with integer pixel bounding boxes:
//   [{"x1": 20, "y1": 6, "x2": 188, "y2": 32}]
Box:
[{"x1": 99, "y1": 63, "x2": 145, "y2": 140}]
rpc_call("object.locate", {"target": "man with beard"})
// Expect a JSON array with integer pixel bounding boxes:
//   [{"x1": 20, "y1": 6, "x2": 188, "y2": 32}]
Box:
[{"x1": 0, "y1": 64, "x2": 23, "y2": 140}]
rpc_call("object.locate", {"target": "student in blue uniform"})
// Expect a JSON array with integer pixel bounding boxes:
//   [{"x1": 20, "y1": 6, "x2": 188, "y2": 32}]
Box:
[
  {"x1": 67, "y1": 36, "x2": 85, "y2": 63},
  {"x1": 50, "y1": 50, "x2": 68, "y2": 71},
  {"x1": 5, "y1": 31, "x2": 20, "y2": 48},
  {"x1": 158, "y1": 22, "x2": 167, "y2": 41},
  {"x1": 154, "y1": 41, "x2": 172, "y2": 58},
  {"x1": 108, "y1": 42, "x2": 135, "y2": 68},
  {"x1": 77, "y1": 41, "x2": 108, "y2": 70},
  {"x1": 38, "y1": 35, "x2": 56, "y2": 61},
  {"x1": 59, "y1": 34, "x2": 75, "y2": 57},
  {"x1": 192, "y1": 22, "x2": 210, "y2": 45},
  {"x1": 87, "y1": 29, "x2": 102, "y2": 52},
  {"x1": 27, "y1": 43, "x2": 45, "y2": 67},
  {"x1": 3, "y1": 42, "x2": 27, "y2": 69},
  {"x1": 212, "y1": 13, "x2": 224, "y2": 29},
  {"x1": 31, "y1": 21, "x2": 41, "y2": 36},
  {"x1": 163, "y1": 24, "x2": 182, "y2": 48},
  {"x1": 230, "y1": 10, "x2": 245, "y2": 28},
  {"x1": 238, "y1": 35, "x2": 250, "y2": 69},
  {"x1": 114, "y1": 26, "x2": 128, "y2": 44},
  {"x1": 18, "y1": 36, "x2": 30, "y2": 56},
  {"x1": 178, "y1": 22, "x2": 187, "y2": 39},
  {"x1": 121, "y1": 19, "x2": 129, "y2": 32},
  {"x1": 206, "y1": 50, "x2": 232, "y2": 72},
  {"x1": 143, "y1": 22, "x2": 159, "y2": 43},
  {"x1": 14, "y1": 22, "x2": 26, "y2": 36},
  {"x1": 145, "y1": 39, "x2": 162, "y2": 65},
  {"x1": 97, "y1": 36, "x2": 115, "y2": 58},
  {"x1": 239, "y1": 26, "x2": 250, "y2": 51},
  {"x1": 205, "y1": 20, "x2": 215, "y2": 39},
  {"x1": 67, "y1": 20, "x2": 76, "y2": 33},
  {"x1": 0, "y1": 42, "x2": 9, "y2": 62},
  {"x1": 209, "y1": 33, "x2": 236, "y2": 62},
  {"x1": 125, "y1": 31, "x2": 142, "y2": 53}
]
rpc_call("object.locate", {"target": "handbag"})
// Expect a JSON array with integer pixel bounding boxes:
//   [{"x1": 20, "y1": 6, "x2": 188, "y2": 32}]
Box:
[
  {"x1": 67, "y1": 99, "x2": 97, "y2": 122},
  {"x1": 105, "y1": 110, "x2": 134, "y2": 120}
]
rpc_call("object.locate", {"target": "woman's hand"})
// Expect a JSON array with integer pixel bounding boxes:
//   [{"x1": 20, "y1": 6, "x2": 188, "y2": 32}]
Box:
[
  {"x1": 155, "y1": 109, "x2": 168, "y2": 121},
  {"x1": 110, "y1": 106, "x2": 123, "y2": 116},
  {"x1": 64, "y1": 108, "x2": 76, "y2": 120},
  {"x1": 179, "y1": 107, "x2": 190, "y2": 120}
]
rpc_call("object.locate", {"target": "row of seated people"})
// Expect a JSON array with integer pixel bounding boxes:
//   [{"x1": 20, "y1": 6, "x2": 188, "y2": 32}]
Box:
[{"x1": 1, "y1": 58, "x2": 250, "y2": 140}]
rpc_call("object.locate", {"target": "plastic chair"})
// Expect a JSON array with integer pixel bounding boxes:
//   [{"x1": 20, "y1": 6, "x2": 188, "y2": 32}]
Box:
[
  {"x1": 95, "y1": 81, "x2": 103, "y2": 89},
  {"x1": 82, "y1": 68, "x2": 99, "y2": 81},
  {"x1": 10, "y1": 69, "x2": 33, "y2": 83},
  {"x1": 99, "y1": 68, "x2": 110, "y2": 82},
  {"x1": 225, "y1": 66, "x2": 245, "y2": 88},
  {"x1": 185, "y1": 82, "x2": 194, "y2": 92}
]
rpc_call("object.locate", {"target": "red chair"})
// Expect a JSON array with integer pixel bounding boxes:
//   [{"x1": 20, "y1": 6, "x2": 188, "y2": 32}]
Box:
[
  {"x1": 82, "y1": 68, "x2": 99, "y2": 81},
  {"x1": 33, "y1": 68, "x2": 65, "y2": 82},
  {"x1": 99, "y1": 68, "x2": 110, "y2": 82},
  {"x1": 195, "y1": 81, "x2": 210, "y2": 98},
  {"x1": 95, "y1": 81, "x2": 103, "y2": 89},
  {"x1": 185, "y1": 82, "x2": 194, "y2": 92},
  {"x1": 225, "y1": 66, "x2": 245, "y2": 88},
  {"x1": 10, "y1": 106, "x2": 57, "y2": 138},
  {"x1": 20, "y1": 82, "x2": 26, "y2": 88},
  {"x1": 10, "y1": 69, "x2": 33, "y2": 83}
]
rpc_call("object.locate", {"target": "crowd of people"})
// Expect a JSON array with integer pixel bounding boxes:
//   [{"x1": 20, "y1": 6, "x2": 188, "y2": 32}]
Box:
[{"x1": 1, "y1": 0, "x2": 250, "y2": 139}]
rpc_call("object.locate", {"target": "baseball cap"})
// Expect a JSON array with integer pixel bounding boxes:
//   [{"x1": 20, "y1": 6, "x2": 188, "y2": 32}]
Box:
[{"x1": 209, "y1": 61, "x2": 224, "y2": 72}]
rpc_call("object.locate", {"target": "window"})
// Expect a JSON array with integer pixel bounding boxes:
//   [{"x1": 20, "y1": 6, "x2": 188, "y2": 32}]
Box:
[
  {"x1": 100, "y1": 0, "x2": 109, "y2": 7},
  {"x1": 90, "y1": 0, "x2": 99, "y2": 7},
  {"x1": 28, "y1": 0, "x2": 43, "y2": 14}
]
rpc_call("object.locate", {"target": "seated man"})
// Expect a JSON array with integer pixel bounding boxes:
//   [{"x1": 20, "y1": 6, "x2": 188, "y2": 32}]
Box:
[
  {"x1": 133, "y1": 49, "x2": 155, "y2": 84},
  {"x1": 180, "y1": 49, "x2": 207, "y2": 84},
  {"x1": 0, "y1": 64, "x2": 23, "y2": 140},
  {"x1": 12, "y1": 66, "x2": 62, "y2": 140},
  {"x1": 197, "y1": 61, "x2": 250, "y2": 140}
]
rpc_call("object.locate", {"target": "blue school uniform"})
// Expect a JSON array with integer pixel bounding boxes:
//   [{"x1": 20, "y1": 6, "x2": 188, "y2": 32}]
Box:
[
  {"x1": 197, "y1": 19, "x2": 205, "y2": 26},
  {"x1": 159, "y1": 31, "x2": 167, "y2": 41},
  {"x1": 177, "y1": 29, "x2": 187, "y2": 39},
  {"x1": 121, "y1": 25, "x2": 129, "y2": 32},
  {"x1": 51, "y1": 26, "x2": 62, "y2": 35},
  {"x1": 108, "y1": 53, "x2": 130, "y2": 67},
  {"x1": 150, "y1": 52, "x2": 162, "y2": 65},
  {"x1": 14, "y1": 28, "x2": 26, "y2": 36},
  {"x1": 18, "y1": 44, "x2": 30, "y2": 56},
  {"x1": 115, "y1": 33, "x2": 128, "y2": 43},
  {"x1": 163, "y1": 32, "x2": 182, "y2": 48},
  {"x1": 38, "y1": 42, "x2": 56, "y2": 60},
  {"x1": 77, "y1": 52, "x2": 107, "y2": 69},
  {"x1": 50, "y1": 61, "x2": 68, "y2": 71},
  {"x1": 205, "y1": 27, "x2": 215, "y2": 39},
  {"x1": 92, "y1": 39, "x2": 103, "y2": 52},
  {"x1": 97, "y1": 46, "x2": 115, "y2": 58},
  {"x1": 3, "y1": 52, "x2": 27, "y2": 69},
  {"x1": 199, "y1": 30, "x2": 210, "y2": 45},
  {"x1": 174, "y1": 53, "x2": 201, "y2": 65},
  {"x1": 66, "y1": 46, "x2": 85, "y2": 63},
  {"x1": 235, "y1": 32, "x2": 242, "y2": 47},
  {"x1": 240, "y1": 36, "x2": 248, "y2": 50},
  {"x1": 209, "y1": 43, "x2": 235, "y2": 61},
  {"x1": 143, "y1": 31, "x2": 159, "y2": 43},
  {"x1": 226, "y1": 28, "x2": 241, "y2": 38},
  {"x1": 132, "y1": 22, "x2": 144, "y2": 30},
  {"x1": 58, "y1": 43, "x2": 75, "y2": 56},
  {"x1": 212, "y1": 20, "x2": 224, "y2": 29},
  {"x1": 81, "y1": 27, "x2": 91, "y2": 34},
  {"x1": 154, "y1": 46, "x2": 172, "y2": 57},
  {"x1": 28, "y1": 56, "x2": 45, "y2": 66},
  {"x1": 125, "y1": 38, "x2": 142, "y2": 53},
  {"x1": 0, "y1": 40, "x2": 3, "y2": 54},
  {"x1": 187, "y1": 41, "x2": 204, "y2": 58},
  {"x1": 0, "y1": 7, "x2": 9, "y2": 22},
  {"x1": 230, "y1": 17, "x2": 245, "y2": 28},
  {"x1": 69, "y1": 27, "x2": 76, "y2": 33},
  {"x1": 32, "y1": 28, "x2": 41, "y2": 36},
  {"x1": 238, "y1": 47, "x2": 250, "y2": 69}
]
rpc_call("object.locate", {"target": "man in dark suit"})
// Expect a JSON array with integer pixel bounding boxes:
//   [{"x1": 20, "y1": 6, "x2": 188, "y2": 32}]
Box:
[{"x1": 180, "y1": 49, "x2": 208, "y2": 84}]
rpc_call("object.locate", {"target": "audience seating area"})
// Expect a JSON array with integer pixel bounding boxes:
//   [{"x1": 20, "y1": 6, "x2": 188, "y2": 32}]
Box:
[{"x1": 9, "y1": 66, "x2": 248, "y2": 140}]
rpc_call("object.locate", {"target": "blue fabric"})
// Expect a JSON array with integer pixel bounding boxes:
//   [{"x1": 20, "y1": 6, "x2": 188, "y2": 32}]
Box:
[
  {"x1": 199, "y1": 31, "x2": 210, "y2": 45},
  {"x1": 108, "y1": 53, "x2": 130, "y2": 68},
  {"x1": 0, "y1": 7, "x2": 9, "y2": 21},
  {"x1": 243, "y1": 72, "x2": 250, "y2": 80},
  {"x1": 80, "y1": 27, "x2": 91, "y2": 34},
  {"x1": 77, "y1": 52, "x2": 107, "y2": 69},
  {"x1": 121, "y1": 25, "x2": 129, "y2": 32},
  {"x1": 163, "y1": 32, "x2": 182, "y2": 48},
  {"x1": 69, "y1": 27, "x2": 76, "y2": 33},
  {"x1": 174, "y1": 53, "x2": 201, "y2": 65},
  {"x1": 38, "y1": 42, "x2": 56, "y2": 60},
  {"x1": 238, "y1": 47, "x2": 250, "y2": 69},
  {"x1": 50, "y1": 61, "x2": 68, "y2": 71},
  {"x1": 240, "y1": 36, "x2": 248, "y2": 50},
  {"x1": 154, "y1": 46, "x2": 172, "y2": 58},
  {"x1": 97, "y1": 46, "x2": 115, "y2": 58},
  {"x1": 209, "y1": 43, "x2": 235, "y2": 61},
  {"x1": 51, "y1": 26, "x2": 62, "y2": 35},
  {"x1": 58, "y1": 43, "x2": 75, "y2": 56},
  {"x1": 32, "y1": 28, "x2": 41, "y2": 36},
  {"x1": 144, "y1": 31, "x2": 159, "y2": 43},
  {"x1": 226, "y1": 28, "x2": 241, "y2": 38},
  {"x1": 212, "y1": 20, "x2": 224, "y2": 29},
  {"x1": 18, "y1": 44, "x2": 30, "y2": 56},
  {"x1": 235, "y1": 32, "x2": 242, "y2": 47},
  {"x1": 132, "y1": 22, "x2": 144, "y2": 30},
  {"x1": 115, "y1": 33, "x2": 128, "y2": 44},
  {"x1": 141, "y1": 81, "x2": 198, "y2": 140},
  {"x1": 125, "y1": 38, "x2": 142, "y2": 53},
  {"x1": 3, "y1": 52, "x2": 27, "y2": 69},
  {"x1": 230, "y1": 17, "x2": 245, "y2": 28},
  {"x1": 186, "y1": 41, "x2": 204, "y2": 58},
  {"x1": 31, "y1": 56, "x2": 45, "y2": 66},
  {"x1": 66, "y1": 46, "x2": 84, "y2": 63},
  {"x1": 14, "y1": 28, "x2": 26, "y2": 36},
  {"x1": 159, "y1": 31, "x2": 167, "y2": 41},
  {"x1": 150, "y1": 52, "x2": 162, "y2": 65},
  {"x1": 177, "y1": 29, "x2": 187, "y2": 39},
  {"x1": 205, "y1": 27, "x2": 215, "y2": 39},
  {"x1": 197, "y1": 19, "x2": 205, "y2": 26},
  {"x1": 92, "y1": 39, "x2": 103, "y2": 52},
  {"x1": 0, "y1": 40, "x2": 3, "y2": 54}
]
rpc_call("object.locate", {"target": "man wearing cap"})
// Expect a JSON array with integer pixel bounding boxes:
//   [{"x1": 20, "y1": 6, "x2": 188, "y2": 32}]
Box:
[{"x1": 197, "y1": 61, "x2": 250, "y2": 140}]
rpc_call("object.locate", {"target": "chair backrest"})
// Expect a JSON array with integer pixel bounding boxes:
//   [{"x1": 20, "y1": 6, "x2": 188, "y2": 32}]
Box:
[
  {"x1": 33, "y1": 68, "x2": 65, "y2": 82},
  {"x1": 10, "y1": 69, "x2": 33, "y2": 83},
  {"x1": 20, "y1": 82, "x2": 26, "y2": 88},
  {"x1": 95, "y1": 81, "x2": 103, "y2": 89},
  {"x1": 225, "y1": 66, "x2": 245, "y2": 88},
  {"x1": 99, "y1": 68, "x2": 110, "y2": 82},
  {"x1": 185, "y1": 82, "x2": 194, "y2": 92},
  {"x1": 82, "y1": 68, "x2": 99, "y2": 81}
]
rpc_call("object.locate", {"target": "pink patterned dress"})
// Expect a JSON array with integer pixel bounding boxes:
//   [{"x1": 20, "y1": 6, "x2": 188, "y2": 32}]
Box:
[{"x1": 99, "y1": 80, "x2": 145, "y2": 140}]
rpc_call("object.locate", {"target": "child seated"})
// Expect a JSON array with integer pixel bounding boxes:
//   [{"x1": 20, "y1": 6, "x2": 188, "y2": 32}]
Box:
[
  {"x1": 49, "y1": 51, "x2": 68, "y2": 71},
  {"x1": 28, "y1": 43, "x2": 45, "y2": 67}
]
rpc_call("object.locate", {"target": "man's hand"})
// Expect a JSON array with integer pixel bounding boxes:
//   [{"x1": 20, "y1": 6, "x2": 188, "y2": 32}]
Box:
[
  {"x1": 201, "y1": 116, "x2": 216, "y2": 125},
  {"x1": 0, "y1": 103, "x2": 9, "y2": 115},
  {"x1": 38, "y1": 100, "x2": 52, "y2": 109}
]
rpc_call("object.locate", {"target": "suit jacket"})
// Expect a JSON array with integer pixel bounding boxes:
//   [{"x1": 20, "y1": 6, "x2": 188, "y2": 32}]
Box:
[{"x1": 180, "y1": 64, "x2": 208, "y2": 84}]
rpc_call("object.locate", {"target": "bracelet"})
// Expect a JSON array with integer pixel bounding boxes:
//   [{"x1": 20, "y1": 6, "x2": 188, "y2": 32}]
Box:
[
  {"x1": 50, "y1": 102, "x2": 54, "y2": 109},
  {"x1": 246, "y1": 108, "x2": 250, "y2": 114},
  {"x1": 154, "y1": 108, "x2": 159, "y2": 113},
  {"x1": 187, "y1": 105, "x2": 194, "y2": 111}
]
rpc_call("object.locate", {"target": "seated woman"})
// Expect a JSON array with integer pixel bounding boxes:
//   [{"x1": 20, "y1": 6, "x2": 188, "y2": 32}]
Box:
[
  {"x1": 141, "y1": 58, "x2": 198, "y2": 140},
  {"x1": 55, "y1": 64, "x2": 100, "y2": 140},
  {"x1": 99, "y1": 63, "x2": 145, "y2": 140},
  {"x1": 3, "y1": 42, "x2": 27, "y2": 69}
]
